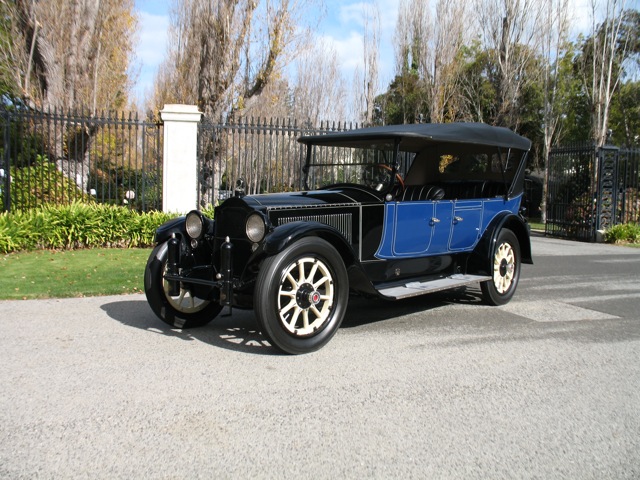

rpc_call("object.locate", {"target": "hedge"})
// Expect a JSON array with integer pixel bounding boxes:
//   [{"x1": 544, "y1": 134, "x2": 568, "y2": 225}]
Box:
[{"x1": 0, "y1": 203, "x2": 179, "y2": 253}]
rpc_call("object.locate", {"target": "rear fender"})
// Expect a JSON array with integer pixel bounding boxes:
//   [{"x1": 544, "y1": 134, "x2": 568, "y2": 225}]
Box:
[{"x1": 469, "y1": 213, "x2": 532, "y2": 276}]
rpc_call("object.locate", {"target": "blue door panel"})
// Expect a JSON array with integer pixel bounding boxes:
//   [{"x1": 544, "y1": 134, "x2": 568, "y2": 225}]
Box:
[
  {"x1": 376, "y1": 201, "x2": 453, "y2": 258},
  {"x1": 450, "y1": 200, "x2": 482, "y2": 250},
  {"x1": 392, "y1": 202, "x2": 434, "y2": 254},
  {"x1": 429, "y1": 202, "x2": 453, "y2": 253},
  {"x1": 375, "y1": 194, "x2": 523, "y2": 260}
]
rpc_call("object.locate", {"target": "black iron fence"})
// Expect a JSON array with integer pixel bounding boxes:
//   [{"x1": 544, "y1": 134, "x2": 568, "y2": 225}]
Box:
[
  {"x1": 5, "y1": 105, "x2": 638, "y2": 243},
  {"x1": 1, "y1": 107, "x2": 163, "y2": 213},
  {"x1": 546, "y1": 143, "x2": 640, "y2": 241},
  {"x1": 197, "y1": 117, "x2": 361, "y2": 206}
]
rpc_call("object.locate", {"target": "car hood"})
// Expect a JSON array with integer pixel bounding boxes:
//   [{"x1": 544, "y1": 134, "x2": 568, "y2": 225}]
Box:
[{"x1": 239, "y1": 188, "x2": 380, "y2": 208}]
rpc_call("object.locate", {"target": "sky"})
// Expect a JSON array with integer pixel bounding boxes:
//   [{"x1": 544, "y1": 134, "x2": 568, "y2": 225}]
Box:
[
  {"x1": 131, "y1": 0, "x2": 632, "y2": 107},
  {"x1": 132, "y1": 0, "x2": 402, "y2": 105}
]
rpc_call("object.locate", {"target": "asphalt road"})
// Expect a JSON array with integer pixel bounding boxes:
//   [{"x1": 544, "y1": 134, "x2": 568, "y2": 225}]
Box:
[{"x1": 1, "y1": 235, "x2": 639, "y2": 479}]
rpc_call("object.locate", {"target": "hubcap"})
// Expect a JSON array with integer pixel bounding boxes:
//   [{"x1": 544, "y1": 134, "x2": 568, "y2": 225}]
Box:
[
  {"x1": 277, "y1": 257, "x2": 335, "y2": 336},
  {"x1": 163, "y1": 264, "x2": 210, "y2": 313},
  {"x1": 493, "y1": 242, "x2": 515, "y2": 294}
]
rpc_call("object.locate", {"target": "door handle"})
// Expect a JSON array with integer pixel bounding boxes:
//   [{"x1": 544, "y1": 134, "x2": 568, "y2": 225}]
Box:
[
  {"x1": 430, "y1": 217, "x2": 440, "y2": 226},
  {"x1": 453, "y1": 216, "x2": 463, "y2": 224}
]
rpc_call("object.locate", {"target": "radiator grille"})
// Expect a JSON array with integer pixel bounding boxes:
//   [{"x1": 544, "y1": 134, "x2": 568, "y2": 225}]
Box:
[{"x1": 277, "y1": 213, "x2": 352, "y2": 243}]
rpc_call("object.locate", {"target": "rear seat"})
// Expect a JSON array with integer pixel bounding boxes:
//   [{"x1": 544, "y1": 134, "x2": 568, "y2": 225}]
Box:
[
  {"x1": 434, "y1": 181, "x2": 507, "y2": 199},
  {"x1": 397, "y1": 184, "x2": 445, "y2": 201},
  {"x1": 392, "y1": 182, "x2": 506, "y2": 201}
]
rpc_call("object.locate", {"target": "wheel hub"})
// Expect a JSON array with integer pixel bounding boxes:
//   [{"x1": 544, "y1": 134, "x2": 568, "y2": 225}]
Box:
[
  {"x1": 296, "y1": 283, "x2": 321, "y2": 309},
  {"x1": 499, "y1": 258, "x2": 508, "y2": 277}
]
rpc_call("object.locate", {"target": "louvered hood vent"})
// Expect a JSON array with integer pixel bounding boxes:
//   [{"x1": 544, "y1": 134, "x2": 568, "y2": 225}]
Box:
[{"x1": 277, "y1": 213, "x2": 352, "y2": 243}]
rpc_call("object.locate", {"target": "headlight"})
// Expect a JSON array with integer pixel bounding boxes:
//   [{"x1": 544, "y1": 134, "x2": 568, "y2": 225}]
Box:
[
  {"x1": 246, "y1": 213, "x2": 266, "y2": 243},
  {"x1": 185, "y1": 210, "x2": 204, "y2": 239}
]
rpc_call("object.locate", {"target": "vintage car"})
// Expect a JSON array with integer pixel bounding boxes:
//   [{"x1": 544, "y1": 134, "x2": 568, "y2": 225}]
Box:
[{"x1": 144, "y1": 122, "x2": 532, "y2": 354}]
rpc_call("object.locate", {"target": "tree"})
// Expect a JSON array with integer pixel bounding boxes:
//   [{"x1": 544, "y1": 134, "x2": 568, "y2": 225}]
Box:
[
  {"x1": 0, "y1": 0, "x2": 22, "y2": 100},
  {"x1": 373, "y1": 70, "x2": 426, "y2": 125},
  {"x1": 577, "y1": 1, "x2": 638, "y2": 146},
  {"x1": 474, "y1": 0, "x2": 544, "y2": 130},
  {"x1": 457, "y1": 41, "x2": 498, "y2": 123},
  {"x1": 3, "y1": 0, "x2": 137, "y2": 112},
  {"x1": 538, "y1": 0, "x2": 571, "y2": 222},
  {"x1": 609, "y1": 80, "x2": 640, "y2": 146},
  {"x1": 291, "y1": 41, "x2": 347, "y2": 124},
  {"x1": 151, "y1": 0, "x2": 312, "y2": 120},
  {"x1": 375, "y1": 0, "x2": 469, "y2": 125},
  {"x1": 373, "y1": 0, "x2": 430, "y2": 125},
  {"x1": 361, "y1": 2, "x2": 380, "y2": 125},
  {"x1": 423, "y1": 0, "x2": 468, "y2": 123}
]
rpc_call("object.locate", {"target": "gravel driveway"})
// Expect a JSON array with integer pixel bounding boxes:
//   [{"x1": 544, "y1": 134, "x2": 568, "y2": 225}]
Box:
[{"x1": 1, "y1": 235, "x2": 639, "y2": 479}]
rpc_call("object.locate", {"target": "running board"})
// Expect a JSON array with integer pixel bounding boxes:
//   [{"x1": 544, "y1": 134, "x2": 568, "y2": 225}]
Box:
[{"x1": 377, "y1": 274, "x2": 491, "y2": 300}]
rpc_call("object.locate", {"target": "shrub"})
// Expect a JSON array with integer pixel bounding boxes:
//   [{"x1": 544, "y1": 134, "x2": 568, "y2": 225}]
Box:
[
  {"x1": 9, "y1": 156, "x2": 93, "y2": 210},
  {"x1": 604, "y1": 223, "x2": 640, "y2": 244},
  {"x1": 0, "y1": 203, "x2": 176, "y2": 253},
  {"x1": 0, "y1": 210, "x2": 37, "y2": 252}
]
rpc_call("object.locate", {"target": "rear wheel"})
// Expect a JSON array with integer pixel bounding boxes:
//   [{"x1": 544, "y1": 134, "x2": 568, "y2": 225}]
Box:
[
  {"x1": 480, "y1": 228, "x2": 521, "y2": 306},
  {"x1": 144, "y1": 242, "x2": 222, "y2": 328},
  {"x1": 254, "y1": 237, "x2": 349, "y2": 354}
]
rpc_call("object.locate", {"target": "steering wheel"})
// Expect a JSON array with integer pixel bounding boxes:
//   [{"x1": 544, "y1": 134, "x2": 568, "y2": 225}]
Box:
[{"x1": 363, "y1": 164, "x2": 405, "y2": 191}]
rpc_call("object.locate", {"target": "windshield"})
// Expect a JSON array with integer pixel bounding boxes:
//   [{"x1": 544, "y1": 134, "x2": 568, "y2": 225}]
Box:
[{"x1": 303, "y1": 142, "x2": 413, "y2": 192}]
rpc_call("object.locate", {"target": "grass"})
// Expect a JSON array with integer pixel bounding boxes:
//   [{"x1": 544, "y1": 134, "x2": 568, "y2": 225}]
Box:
[
  {"x1": 2, "y1": 217, "x2": 637, "y2": 301},
  {"x1": 0, "y1": 248, "x2": 152, "y2": 300},
  {"x1": 528, "y1": 221, "x2": 544, "y2": 231}
]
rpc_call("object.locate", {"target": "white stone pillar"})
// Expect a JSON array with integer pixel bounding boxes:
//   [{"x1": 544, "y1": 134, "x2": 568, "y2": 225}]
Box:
[{"x1": 160, "y1": 104, "x2": 202, "y2": 213}]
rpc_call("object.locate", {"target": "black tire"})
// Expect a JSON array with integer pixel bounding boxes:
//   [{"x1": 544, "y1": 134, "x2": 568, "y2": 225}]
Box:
[
  {"x1": 144, "y1": 242, "x2": 222, "y2": 329},
  {"x1": 254, "y1": 237, "x2": 349, "y2": 354},
  {"x1": 480, "y1": 228, "x2": 521, "y2": 306}
]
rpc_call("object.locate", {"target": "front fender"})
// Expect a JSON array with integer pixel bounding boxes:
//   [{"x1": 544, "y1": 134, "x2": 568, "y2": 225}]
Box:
[
  {"x1": 154, "y1": 216, "x2": 186, "y2": 244},
  {"x1": 262, "y1": 221, "x2": 355, "y2": 264},
  {"x1": 154, "y1": 214, "x2": 216, "y2": 245}
]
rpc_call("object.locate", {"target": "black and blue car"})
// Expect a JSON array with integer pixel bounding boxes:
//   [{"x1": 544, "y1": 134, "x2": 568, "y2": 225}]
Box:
[{"x1": 144, "y1": 122, "x2": 533, "y2": 354}]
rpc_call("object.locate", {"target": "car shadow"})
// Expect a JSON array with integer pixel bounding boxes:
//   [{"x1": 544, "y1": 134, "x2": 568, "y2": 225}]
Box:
[
  {"x1": 102, "y1": 287, "x2": 484, "y2": 355},
  {"x1": 341, "y1": 286, "x2": 484, "y2": 328},
  {"x1": 101, "y1": 299, "x2": 280, "y2": 356}
]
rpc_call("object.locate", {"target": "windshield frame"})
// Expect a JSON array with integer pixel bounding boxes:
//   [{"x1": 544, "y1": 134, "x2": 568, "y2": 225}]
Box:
[{"x1": 302, "y1": 139, "x2": 403, "y2": 195}]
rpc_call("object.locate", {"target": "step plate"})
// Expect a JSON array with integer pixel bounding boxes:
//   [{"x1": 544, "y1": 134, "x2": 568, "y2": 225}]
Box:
[{"x1": 377, "y1": 274, "x2": 492, "y2": 300}]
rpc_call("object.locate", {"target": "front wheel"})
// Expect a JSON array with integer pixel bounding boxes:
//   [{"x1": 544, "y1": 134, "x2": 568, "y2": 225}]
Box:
[
  {"x1": 144, "y1": 242, "x2": 222, "y2": 329},
  {"x1": 480, "y1": 228, "x2": 521, "y2": 306},
  {"x1": 254, "y1": 237, "x2": 349, "y2": 354}
]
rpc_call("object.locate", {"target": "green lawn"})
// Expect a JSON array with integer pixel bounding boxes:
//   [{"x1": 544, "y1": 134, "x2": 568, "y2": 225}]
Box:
[
  {"x1": 0, "y1": 248, "x2": 152, "y2": 300},
  {"x1": 528, "y1": 221, "x2": 544, "y2": 231}
]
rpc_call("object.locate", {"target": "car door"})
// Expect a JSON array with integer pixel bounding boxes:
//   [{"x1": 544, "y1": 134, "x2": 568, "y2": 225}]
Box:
[
  {"x1": 375, "y1": 200, "x2": 453, "y2": 258},
  {"x1": 449, "y1": 200, "x2": 483, "y2": 251}
]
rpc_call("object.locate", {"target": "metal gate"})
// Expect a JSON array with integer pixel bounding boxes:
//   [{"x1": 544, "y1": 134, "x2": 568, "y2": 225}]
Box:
[{"x1": 546, "y1": 143, "x2": 640, "y2": 241}]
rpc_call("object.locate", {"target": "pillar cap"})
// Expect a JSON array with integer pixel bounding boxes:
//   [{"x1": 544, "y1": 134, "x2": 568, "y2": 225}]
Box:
[{"x1": 160, "y1": 104, "x2": 202, "y2": 123}]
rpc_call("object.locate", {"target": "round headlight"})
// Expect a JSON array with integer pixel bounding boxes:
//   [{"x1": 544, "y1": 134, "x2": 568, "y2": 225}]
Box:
[
  {"x1": 185, "y1": 211, "x2": 204, "y2": 239},
  {"x1": 246, "y1": 213, "x2": 266, "y2": 243}
]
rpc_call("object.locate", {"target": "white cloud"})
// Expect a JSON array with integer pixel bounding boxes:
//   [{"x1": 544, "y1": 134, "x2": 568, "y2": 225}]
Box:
[
  {"x1": 338, "y1": 0, "x2": 400, "y2": 32},
  {"x1": 137, "y1": 11, "x2": 170, "y2": 68},
  {"x1": 322, "y1": 31, "x2": 365, "y2": 72},
  {"x1": 133, "y1": 11, "x2": 170, "y2": 102},
  {"x1": 320, "y1": 0, "x2": 400, "y2": 91}
]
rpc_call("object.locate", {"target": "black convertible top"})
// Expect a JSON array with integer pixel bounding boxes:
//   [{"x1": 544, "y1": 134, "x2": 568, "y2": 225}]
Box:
[{"x1": 298, "y1": 122, "x2": 531, "y2": 151}]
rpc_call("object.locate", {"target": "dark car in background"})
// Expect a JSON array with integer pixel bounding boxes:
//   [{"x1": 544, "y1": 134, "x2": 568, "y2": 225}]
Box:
[{"x1": 144, "y1": 122, "x2": 533, "y2": 354}]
